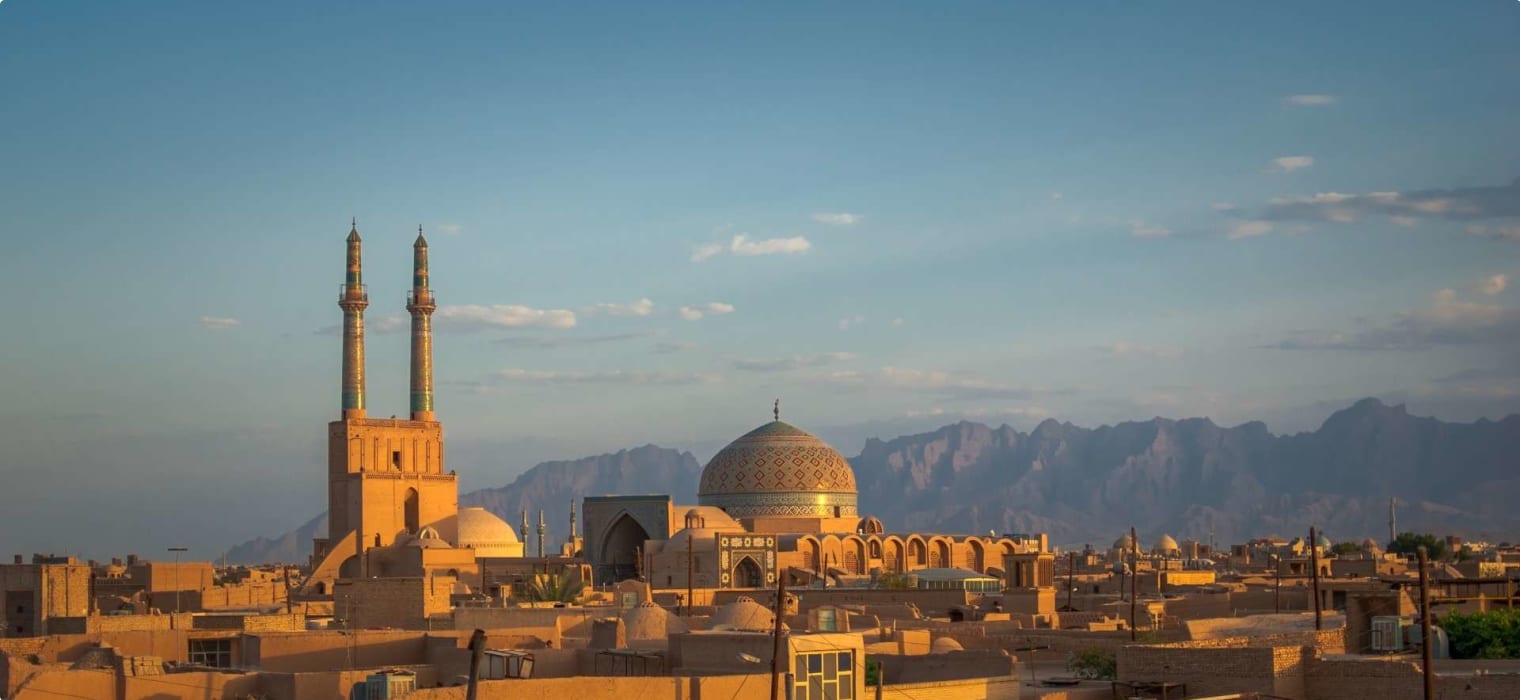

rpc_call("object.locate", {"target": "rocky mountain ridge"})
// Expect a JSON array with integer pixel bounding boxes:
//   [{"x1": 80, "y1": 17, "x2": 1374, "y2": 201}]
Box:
[{"x1": 225, "y1": 399, "x2": 1520, "y2": 563}]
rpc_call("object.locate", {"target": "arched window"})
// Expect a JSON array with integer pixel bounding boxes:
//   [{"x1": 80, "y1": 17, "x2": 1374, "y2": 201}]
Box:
[{"x1": 404, "y1": 488, "x2": 420, "y2": 533}]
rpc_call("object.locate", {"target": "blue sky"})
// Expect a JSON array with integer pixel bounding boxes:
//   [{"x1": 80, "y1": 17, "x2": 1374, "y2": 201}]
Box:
[{"x1": 1, "y1": 1, "x2": 1518, "y2": 558}]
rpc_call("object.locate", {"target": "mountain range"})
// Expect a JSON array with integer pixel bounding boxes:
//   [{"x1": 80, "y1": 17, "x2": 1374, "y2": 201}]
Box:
[{"x1": 225, "y1": 398, "x2": 1520, "y2": 564}]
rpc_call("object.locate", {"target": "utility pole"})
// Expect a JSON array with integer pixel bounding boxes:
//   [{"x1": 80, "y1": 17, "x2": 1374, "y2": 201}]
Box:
[
  {"x1": 167, "y1": 547, "x2": 188, "y2": 617},
  {"x1": 1273, "y1": 556, "x2": 1281, "y2": 614},
  {"x1": 1309, "y1": 527, "x2": 1323, "y2": 631},
  {"x1": 770, "y1": 574, "x2": 788, "y2": 700},
  {"x1": 1130, "y1": 526, "x2": 1138, "y2": 640},
  {"x1": 1389, "y1": 497, "x2": 1398, "y2": 547},
  {"x1": 466, "y1": 628, "x2": 486, "y2": 700},
  {"x1": 1418, "y1": 547, "x2": 1434, "y2": 700}
]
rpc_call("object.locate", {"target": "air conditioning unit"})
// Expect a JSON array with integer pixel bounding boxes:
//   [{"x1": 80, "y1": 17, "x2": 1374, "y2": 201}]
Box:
[{"x1": 1371, "y1": 616, "x2": 1406, "y2": 652}]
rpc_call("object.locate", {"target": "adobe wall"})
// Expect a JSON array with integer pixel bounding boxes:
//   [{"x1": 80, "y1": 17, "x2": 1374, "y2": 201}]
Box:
[
  {"x1": 1305, "y1": 656, "x2": 1520, "y2": 700},
  {"x1": 244, "y1": 630, "x2": 432, "y2": 672},
  {"x1": 874, "y1": 650, "x2": 1015, "y2": 684},
  {"x1": 713, "y1": 588, "x2": 968, "y2": 616},
  {"x1": 11, "y1": 666, "x2": 115, "y2": 700},
  {"x1": 878, "y1": 676, "x2": 1023, "y2": 700},
  {"x1": 406, "y1": 673, "x2": 772, "y2": 700},
  {"x1": 1118, "y1": 644, "x2": 1283, "y2": 697},
  {"x1": 937, "y1": 626, "x2": 1144, "y2": 656},
  {"x1": 122, "y1": 670, "x2": 262, "y2": 700}
]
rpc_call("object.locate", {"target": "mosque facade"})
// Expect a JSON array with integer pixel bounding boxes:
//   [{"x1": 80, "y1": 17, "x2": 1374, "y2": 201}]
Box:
[{"x1": 583, "y1": 407, "x2": 1046, "y2": 592}]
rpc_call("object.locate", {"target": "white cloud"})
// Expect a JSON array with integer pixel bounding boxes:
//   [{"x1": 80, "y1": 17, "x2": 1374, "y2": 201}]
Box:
[
  {"x1": 732, "y1": 352, "x2": 858, "y2": 373},
  {"x1": 1051, "y1": 192, "x2": 1064, "y2": 201},
  {"x1": 585, "y1": 298, "x2": 655, "y2": 317},
  {"x1": 434, "y1": 304, "x2": 577, "y2": 330},
  {"x1": 1102, "y1": 341, "x2": 1184, "y2": 360},
  {"x1": 838, "y1": 315, "x2": 865, "y2": 331},
  {"x1": 1228, "y1": 220, "x2": 1274, "y2": 239},
  {"x1": 730, "y1": 234, "x2": 811, "y2": 257},
  {"x1": 1478, "y1": 274, "x2": 1509, "y2": 297},
  {"x1": 1130, "y1": 221, "x2": 1172, "y2": 239},
  {"x1": 891, "y1": 317, "x2": 905, "y2": 327},
  {"x1": 692, "y1": 233, "x2": 813, "y2": 262},
  {"x1": 433, "y1": 223, "x2": 462, "y2": 237},
  {"x1": 199, "y1": 316, "x2": 240, "y2": 330},
  {"x1": 812, "y1": 212, "x2": 862, "y2": 225},
  {"x1": 690, "y1": 242, "x2": 725, "y2": 263},
  {"x1": 678, "y1": 302, "x2": 735, "y2": 321},
  {"x1": 1268, "y1": 155, "x2": 1314, "y2": 173},
  {"x1": 1285, "y1": 94, "x2": 1337, "y2": 106}
]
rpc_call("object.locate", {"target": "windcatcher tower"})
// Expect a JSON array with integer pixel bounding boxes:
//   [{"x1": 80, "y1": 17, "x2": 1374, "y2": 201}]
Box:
[{"x1": 307, "y1": 222, "x2": 459, "y2": 588}]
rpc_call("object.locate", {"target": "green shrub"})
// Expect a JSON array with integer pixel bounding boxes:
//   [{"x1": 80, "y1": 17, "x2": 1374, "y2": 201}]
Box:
[
  {"x1": 1068, "y1": 648, "x2": 1117, "y2": 680},
  {"x1": 1444, "y1": 609, "x2": 1520, "y2": 659}
]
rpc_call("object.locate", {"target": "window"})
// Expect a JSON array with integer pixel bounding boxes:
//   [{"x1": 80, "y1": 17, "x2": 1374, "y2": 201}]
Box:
[
  {"x1": 392, "y1": 450, "x2": 402, "y2": 469},
  {"x1": 794, "y1": 650, "x2": 854, "y2": 700},
  {"x1": 189, "y1": 638, "x2": 233, "y2": 668}
]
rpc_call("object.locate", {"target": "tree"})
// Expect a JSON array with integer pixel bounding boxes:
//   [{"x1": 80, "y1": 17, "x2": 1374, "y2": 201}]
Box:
[
  {"x1": 522, "y1": 572, "x2": 585, "y2": 604},
  {"x1": 1387, "y1": 533, "x2": 1448, "y2": 561},
  {"x1": 1329, "y1": 542, "x2": 1363, "y2": 557},
  {"x1": 1068, "y1": 648, "x2": 1117, "y2": 680},
  {"x1": 1443, "y1": 609, "x2": 1520, "y2": 659}
]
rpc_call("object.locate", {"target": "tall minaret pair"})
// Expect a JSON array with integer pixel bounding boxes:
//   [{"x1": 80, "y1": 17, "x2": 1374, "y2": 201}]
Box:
[{"x1": 337, "y1": 221, "x2": 437, "y2": 422}]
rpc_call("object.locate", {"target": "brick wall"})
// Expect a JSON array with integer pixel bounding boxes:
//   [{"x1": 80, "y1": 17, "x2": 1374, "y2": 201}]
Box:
[{"x1": 880, "y1": 676, "x2": 1023, "y2": 700}]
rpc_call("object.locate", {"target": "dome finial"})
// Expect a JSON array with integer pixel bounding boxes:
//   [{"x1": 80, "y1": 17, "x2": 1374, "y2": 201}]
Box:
[{"x1": 773, "y1": 398, "x2": 780, "y2": 422}]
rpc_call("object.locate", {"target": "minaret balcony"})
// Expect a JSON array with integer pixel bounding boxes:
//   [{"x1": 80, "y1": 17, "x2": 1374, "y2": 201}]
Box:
[
  {"x1": 407, "y1": 290, "x2": 437, "y2": 309},
  {"x1": 339, "y1": 284, "x2": 369, "y2": 303}
]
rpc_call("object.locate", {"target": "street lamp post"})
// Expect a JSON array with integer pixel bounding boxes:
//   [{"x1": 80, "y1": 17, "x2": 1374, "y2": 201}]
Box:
[{"x1": 168, "y1": 547, "x2": 188, "y2": 616}]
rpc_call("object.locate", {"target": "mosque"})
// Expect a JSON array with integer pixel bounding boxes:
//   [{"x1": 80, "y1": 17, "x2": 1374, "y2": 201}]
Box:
[
  {"x1": 582, "y1": 402, "x2": 1047, "y2": 594},
  {"x1": 301, "y1": 225, "x2": 1048, "y2": 601},
  {"x1": 301, "y1": 223, "x2": 525, "y2": 596}
]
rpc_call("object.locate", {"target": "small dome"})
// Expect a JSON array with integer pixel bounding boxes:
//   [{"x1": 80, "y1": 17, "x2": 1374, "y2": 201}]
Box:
[
  {"x1": 1361, "y1": 538, "x2": 1381, "y2": 551},
  {"x1": 931, "y1": 638, "x2": 964, "y2": 653},
  {"x1": 623, "y1": 601, "x2": 690, "y2": 641},
  {"x1": 403, "y1": 527, "x2": 450, "y2": 548},
  {"x1": 1316, "y1": 533, "x2": 1332, "y2": 548},
  {"x1": 434, "y1": 507, "x2": 522, "y2": 558},
  {"x1": 1153, "y1": 535, "x2": 1179, "y2": 553},
  {"x1": 1113, "y1": 534, "x2": 1136, "y2": 550},
  {"x1": 710, "y1": 596, "x2": 775, "y2": 632}
]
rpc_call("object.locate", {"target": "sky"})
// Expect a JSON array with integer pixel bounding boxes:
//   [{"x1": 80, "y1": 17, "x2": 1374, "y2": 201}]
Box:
[{"x1": 1, "y1": 1, "x2": 1518, "y2": 559}]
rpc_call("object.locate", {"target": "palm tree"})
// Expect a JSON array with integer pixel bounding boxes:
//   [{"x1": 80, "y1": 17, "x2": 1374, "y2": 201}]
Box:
[{"x1": 522, "y1": 572, "x2": 585, "y2": 604}]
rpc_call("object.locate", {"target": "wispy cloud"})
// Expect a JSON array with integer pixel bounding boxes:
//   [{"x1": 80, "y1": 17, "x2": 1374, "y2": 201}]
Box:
[
  {"x1": 1477, "y1": 274, "x2": 1509, "y2": 297},
  {"x1": 494, "y1": 331, "x2": 658, "y2": 349},
  {"x1": 823, "y1": 366, "x2": 1050, "y2": 400},
  {"x1": 1213, "y1": 202, "x2": 1237, "y2": 212},
  {"x1": 812, "y1": 212, "x2": 861, "y2": 226},
  {"x1": 838, "y1": 315, "x2": 865, "y2": 331},
  {"x1": 1270, "y1": 288, "x2": 1520, "y2": 351},
  {"x1": 433, "y1": 223, "x2": 463, "y2": 237},
  {"x1": 1228, "y1": 220, "x2": 1274, "y2": 239},
  {"x1": 731, "y1": 234, "x2": 810, "y2": 256},
  {"x1": 1285, "y1": 94, "x2": 1337, "y2": 107},
  {"x1": 678, "y1": 302, "x2": 735, "y2": 321},
  {"x1": 487, "y1": 369, "x2": 718, "y2": 386},
  {"x1": 433, "y1": 304, "x2": 577, "y2": 330},
  {"x1": 584, "y1": 298, "x2": 654, "y2": 317},
  {"x1": 690, "y1": 242, "x2": 725, "y2": 263},
  {"x1": 692, "y1": 234, "x2": 811, "y2": 262},
  {"x1": 1267, "y1": 155, "x2": 1314, "y2": 173},
  {"x1": 199, "y1": 316, "x2": 240, "y2": 330},
  {"x1": 1466, "y1": 224, "x2": 1520, "y2": 240},
  {"x1": 732, "y1": 352, "x2": 857, "y2": 373},
  {"x1": 1262, "y1": 178, "x2": 1520, "y2": 224},
  {"x1": 653, "y1": 341, "x2": 698, "y2": 354},
  {"x1": 1130, "y1": 221, "x2": 1172, "y2": 239},
  {"x1": 1099, "y1": 341, "x2": 1184, "y2": 360}
]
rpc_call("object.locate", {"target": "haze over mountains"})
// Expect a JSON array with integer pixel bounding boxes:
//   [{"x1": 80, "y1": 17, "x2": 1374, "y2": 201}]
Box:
[{"x1": 226, "y1": 399, "x2": 1520, "y2": 564}]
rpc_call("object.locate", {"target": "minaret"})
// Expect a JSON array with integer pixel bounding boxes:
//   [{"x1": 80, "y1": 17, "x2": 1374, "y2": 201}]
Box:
[
  {"x1": 407, "y1": 226, "x2": 437, "y2": 421},
  {"x1": 536, "y1": 510, "x2": 547, "y2": 558},
  {"x1": 339, "y1": 220, "x2": 369, "y2": 419},
  {"x1": 568, "y1": 499, "x2": 578, "y2": 543},
  {"x1": 520, "y1": 509, "x2": 529, "y2": 545}
]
